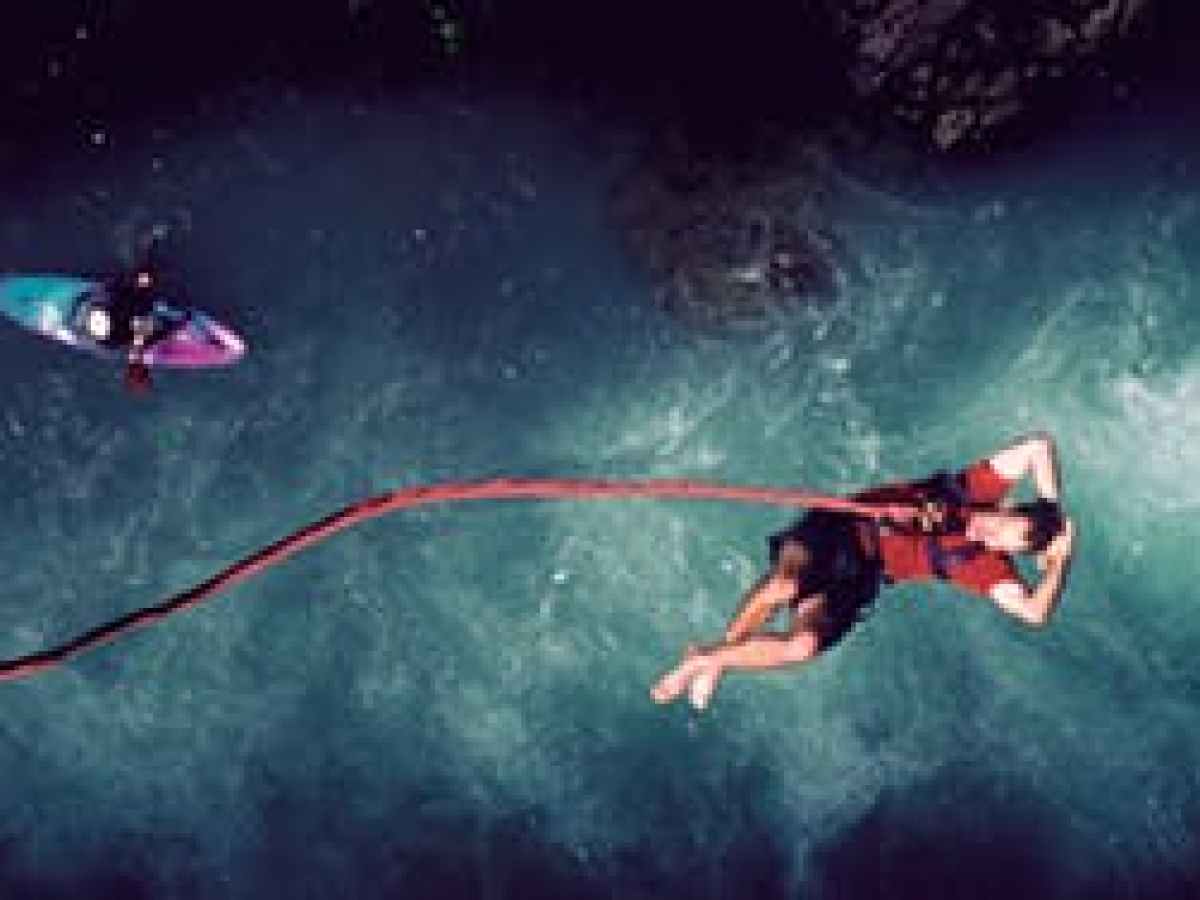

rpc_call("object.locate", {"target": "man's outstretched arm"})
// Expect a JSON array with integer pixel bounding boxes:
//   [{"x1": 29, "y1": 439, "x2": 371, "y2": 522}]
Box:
[{"x1": 988, "y1": 432, "x2": 1061, "y2": 501}]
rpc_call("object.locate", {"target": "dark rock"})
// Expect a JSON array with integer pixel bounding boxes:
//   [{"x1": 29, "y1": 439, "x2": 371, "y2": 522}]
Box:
[
  {"x1": 609, "y1": 128, "x2": 848, "y2": 332},
  {"x1": 830, "y1": 0, "x2": 1152, "y2": 150},
  {"x1": 603, "y1": 1, "x2": 1163, "y2": 332}
]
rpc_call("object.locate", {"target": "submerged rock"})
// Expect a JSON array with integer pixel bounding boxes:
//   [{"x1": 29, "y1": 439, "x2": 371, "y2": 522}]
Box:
[
  {"x1": 609, "y1": 130, "x2": 847, "y2": 332},
  {"x1": 601, "y1": 1, "x2": 1159, "y2": 331}
]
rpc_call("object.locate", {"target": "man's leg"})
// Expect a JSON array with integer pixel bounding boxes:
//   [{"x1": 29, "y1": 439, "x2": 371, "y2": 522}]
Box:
[
  {"x1": 651, "y1": 624, "x2": 822, "y2": 709},
  {"x1": 651, "y1": 558, "x2": 800, "y2": 707},
  {"x1": 651, "y1": 535, "x2": 814, "y2": 709}
]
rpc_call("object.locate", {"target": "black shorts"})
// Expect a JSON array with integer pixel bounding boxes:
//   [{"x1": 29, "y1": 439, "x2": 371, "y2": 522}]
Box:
[{"x1": 768, "y1": 511, "x2": 883, "y2": 650}]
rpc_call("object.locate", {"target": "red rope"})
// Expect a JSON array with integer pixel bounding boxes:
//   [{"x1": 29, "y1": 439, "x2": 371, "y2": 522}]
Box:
[{"x1": 0, "y1": 477, "x2": 915, "y2": 683}]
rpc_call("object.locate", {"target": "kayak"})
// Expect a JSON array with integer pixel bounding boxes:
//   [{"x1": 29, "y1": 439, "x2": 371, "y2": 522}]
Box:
[{"x1": 0, "y1": 273, "x2": 246, "y2": 368}]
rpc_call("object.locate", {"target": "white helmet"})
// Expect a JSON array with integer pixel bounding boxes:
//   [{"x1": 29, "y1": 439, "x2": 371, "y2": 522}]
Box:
[{"x1": 85, "y1": 306, "x2": 112, "y2": 341}]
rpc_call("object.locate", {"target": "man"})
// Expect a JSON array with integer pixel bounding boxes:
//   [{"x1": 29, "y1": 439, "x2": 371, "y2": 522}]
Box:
[
  {"x1": 651, "y1": 434, "x2": 1076, "y2": 711},
  {"x1": 81, "y1": 268, "x2": 159, "y2": 392}
]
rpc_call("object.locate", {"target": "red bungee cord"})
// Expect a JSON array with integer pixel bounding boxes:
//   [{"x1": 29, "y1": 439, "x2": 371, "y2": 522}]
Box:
[{"x1": 0, "y1": 477, "x2": 917, "y2": 683}]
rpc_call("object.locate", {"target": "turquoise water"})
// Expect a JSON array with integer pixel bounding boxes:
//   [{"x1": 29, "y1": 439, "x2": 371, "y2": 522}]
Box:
[{"x1": 2, "y1": 85, "x2": 1199, "y2": 898}]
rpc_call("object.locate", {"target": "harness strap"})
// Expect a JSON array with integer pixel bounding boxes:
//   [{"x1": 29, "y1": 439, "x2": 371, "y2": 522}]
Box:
[{"x1": 926, "y1": 538, "x2": 985, "y2": 580}]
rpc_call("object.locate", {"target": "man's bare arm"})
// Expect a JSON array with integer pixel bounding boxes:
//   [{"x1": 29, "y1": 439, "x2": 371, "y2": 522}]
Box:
[
  {"x1": 991, "y1": 519, "x2": 1076, "y2": 626},
  {"x1": 988, "y1": 433, "x2": 1061, "y2": 500}
]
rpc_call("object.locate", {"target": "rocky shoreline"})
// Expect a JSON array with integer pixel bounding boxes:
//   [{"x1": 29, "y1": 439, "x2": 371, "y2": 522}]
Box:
[{"x1": 608, "y1": 0, "x2": 1154, "y2": 332}]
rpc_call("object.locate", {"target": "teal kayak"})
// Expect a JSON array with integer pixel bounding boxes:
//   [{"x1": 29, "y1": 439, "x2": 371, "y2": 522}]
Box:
[{"x1": 0, "y1": 274, "x2": 245, "y2": 368}]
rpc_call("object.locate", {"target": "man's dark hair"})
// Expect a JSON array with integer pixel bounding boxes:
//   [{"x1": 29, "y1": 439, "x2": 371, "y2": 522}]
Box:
[{"x1": 1011, "y1": 498, "x2": 1064, "y2": 553}]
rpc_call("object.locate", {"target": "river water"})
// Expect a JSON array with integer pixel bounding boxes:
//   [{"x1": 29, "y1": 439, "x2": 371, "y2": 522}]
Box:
[{"x1": 1, "y1": 83, "x2": 1197, "y2": 898}]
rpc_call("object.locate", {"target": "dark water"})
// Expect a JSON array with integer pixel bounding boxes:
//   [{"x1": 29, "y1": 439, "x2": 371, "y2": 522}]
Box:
[{"x1": 1, "y1": 82, "x2": 1199, "y2": 898}]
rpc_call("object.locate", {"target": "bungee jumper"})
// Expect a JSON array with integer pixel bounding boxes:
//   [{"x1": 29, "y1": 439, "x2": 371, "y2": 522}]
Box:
[
  {"x1": 651, "y1": 434, "x2": 1076, "y2": 711},
  {"x1": 0, "y1": 436, "x2": 1074, "y2": 687}
]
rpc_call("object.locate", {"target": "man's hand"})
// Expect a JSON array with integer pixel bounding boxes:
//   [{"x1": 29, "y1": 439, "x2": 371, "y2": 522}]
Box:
[
  {"x1": 1037, "y1": 517, "x2": 1075, "y2": 571},
  {"x1": 1048, "y1": 517, "x2": 1076, "y2": 560}
]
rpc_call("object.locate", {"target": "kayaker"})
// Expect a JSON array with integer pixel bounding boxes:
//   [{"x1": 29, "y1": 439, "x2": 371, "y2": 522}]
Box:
[{"x1": 81, "y1": 268, "x2": 160, "y2": 393}]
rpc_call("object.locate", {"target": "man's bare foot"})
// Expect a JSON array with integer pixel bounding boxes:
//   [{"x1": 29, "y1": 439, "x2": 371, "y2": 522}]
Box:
[
  {"x1": 687, "y1": 663, "x2": 720, "y2": 711},
  {"x1": 650, "y1": 646, "x2": 703, "y2": 705}
]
